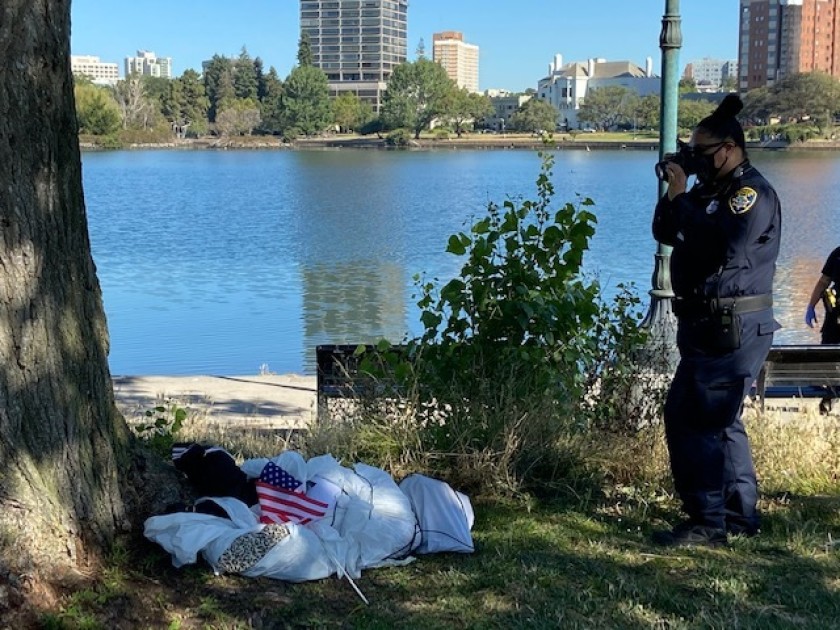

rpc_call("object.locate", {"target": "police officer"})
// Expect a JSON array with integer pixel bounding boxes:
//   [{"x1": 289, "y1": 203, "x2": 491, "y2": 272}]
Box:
[
  {"x1": 804, "y1": 246, "x2": 840, "y2": 413},
  {"x1": 804, "y1": 246, "x2": 840, "y2": 343},
  {"x1": 651, "y1": 94, "x2": 782, "y2": 547}
]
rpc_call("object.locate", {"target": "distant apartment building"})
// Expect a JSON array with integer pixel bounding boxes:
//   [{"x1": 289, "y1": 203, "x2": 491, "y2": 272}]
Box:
[
  {"x1": 684, "y1": 57, "x2": 739, "y2": 90},
  {"x1": 70, "y1": 55, "x2": 119, "y2": 85},
  {"x1": 484, "y1": 88, "x2": 514, "y2": 98},
  {"x1": 432, "y1": 31, "x2": 479, "y2": 93},
  {"x1": 300, "y1": 0, "x2": 408, "y2": 112},
  {"x1": 124, "y1": 50, "x2": 173, "y2": 79},
  {"x1": 738, "y1": 0, "x2": 840, "y2": 90},
  {"x1": 484, "y1": 93, "x2": 531, "y2": 131},
  {"x1": 537, "y1": 54, "x2": 659, "y2": 129}
]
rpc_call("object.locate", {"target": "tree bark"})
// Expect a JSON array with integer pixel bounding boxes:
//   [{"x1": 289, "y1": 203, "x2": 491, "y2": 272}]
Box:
[{"x1": 0, "y1": 0, "x2": 140, "y2": 580}]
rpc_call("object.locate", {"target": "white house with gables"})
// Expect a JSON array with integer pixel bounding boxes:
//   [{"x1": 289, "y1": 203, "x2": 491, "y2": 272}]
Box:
[{"x1": 537, "y1": 54, "x2": 660, "y2": 129}]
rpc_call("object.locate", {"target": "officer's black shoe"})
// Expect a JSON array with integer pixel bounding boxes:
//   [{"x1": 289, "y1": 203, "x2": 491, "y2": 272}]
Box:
[
  {"x1": 652, "y1": 522, "x2": 728, "y2": 548},
  {"x1": 819, "y1": 397, "x2": 832, "y2": 415},
  {"x1": 726, "y1": 523, "x2": 760, "y2": 538}
]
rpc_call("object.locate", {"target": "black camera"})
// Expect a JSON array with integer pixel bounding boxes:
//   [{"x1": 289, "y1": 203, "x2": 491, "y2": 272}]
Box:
[{"x1": 654, "y1": 141, "x2": 701, "y2": 181}]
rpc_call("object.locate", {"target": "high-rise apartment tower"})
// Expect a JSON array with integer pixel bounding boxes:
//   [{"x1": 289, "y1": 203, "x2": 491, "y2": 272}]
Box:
[
  {"x1": 432, "y1": 31, "x2": 479, "y2": 93},
  {"x1": 300, "y1": 0, "x2": 408, "y2": 111},
  {"x1": 739, "y1": 0, "x2": 840, "y2": 90}
]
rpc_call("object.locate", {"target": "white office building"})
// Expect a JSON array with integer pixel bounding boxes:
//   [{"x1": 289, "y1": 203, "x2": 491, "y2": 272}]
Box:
[{"x1": 70, "y1": 55, "x2": 120, "y2": 85}]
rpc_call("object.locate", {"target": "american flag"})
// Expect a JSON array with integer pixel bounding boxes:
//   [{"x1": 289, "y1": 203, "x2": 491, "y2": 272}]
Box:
[{"x1": 256, "y1": 461, "x2": 330, "y2": 525}]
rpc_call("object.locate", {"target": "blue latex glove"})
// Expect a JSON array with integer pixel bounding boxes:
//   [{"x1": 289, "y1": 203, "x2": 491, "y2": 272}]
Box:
[{"x1": 805, "y1": 304, "x2": 818, "y2": 328}]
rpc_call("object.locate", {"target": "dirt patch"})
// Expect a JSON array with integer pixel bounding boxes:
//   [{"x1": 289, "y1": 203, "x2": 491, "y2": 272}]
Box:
[{"x1": 2, "y1": 532, "x2": 367, "y2": 628}]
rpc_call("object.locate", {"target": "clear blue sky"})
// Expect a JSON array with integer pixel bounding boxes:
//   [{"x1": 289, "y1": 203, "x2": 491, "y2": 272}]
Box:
[{"x1": 70, "y1": 1, "x2": 739, "y2": 92}]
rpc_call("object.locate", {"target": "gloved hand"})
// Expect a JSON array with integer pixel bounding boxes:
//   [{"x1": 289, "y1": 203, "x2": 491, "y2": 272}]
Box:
[{"x1": 805, "y1": 304, "x2": 818, "y2": 328}]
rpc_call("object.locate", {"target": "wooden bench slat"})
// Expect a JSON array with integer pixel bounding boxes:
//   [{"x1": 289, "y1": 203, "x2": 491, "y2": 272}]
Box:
[
  {"x1": 756, "y1": 344, "x2": 840, "y2": 410},
  {"x1": 763, "y1": 386, "x2": 838, "y2": 398},
  {"x1": 316, "y1": 343, "x2": 410, "y2": 419}
]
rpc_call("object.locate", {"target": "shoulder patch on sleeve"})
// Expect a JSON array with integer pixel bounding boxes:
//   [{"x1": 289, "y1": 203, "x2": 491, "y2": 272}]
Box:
[{"x1": 729, "y1": 186, "x2": 758, "y2": 215}]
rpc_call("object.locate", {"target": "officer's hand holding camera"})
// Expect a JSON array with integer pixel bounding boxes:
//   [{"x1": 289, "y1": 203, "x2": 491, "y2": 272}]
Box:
[
  {"x1": 662, "y1": 160, "x2": 688, "y2": 200},
  {"x1": 655, "y1": 143, "x2": 696, "y2": 200}
]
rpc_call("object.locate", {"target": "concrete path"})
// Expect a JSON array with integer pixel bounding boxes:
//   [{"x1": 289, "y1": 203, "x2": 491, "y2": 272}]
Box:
[{"x1": 112, "y1": 374, "x2": 317, "y2": 429}]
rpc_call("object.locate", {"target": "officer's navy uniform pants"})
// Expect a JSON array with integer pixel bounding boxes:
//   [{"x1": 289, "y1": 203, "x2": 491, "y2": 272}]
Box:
[{"x1": 664, "y1": 309, "x2": 774, "y2": 534}]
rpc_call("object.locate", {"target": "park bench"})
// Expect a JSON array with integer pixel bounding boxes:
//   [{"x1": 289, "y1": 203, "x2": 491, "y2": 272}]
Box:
[
  {"x1": 315, "y1": 344, "x2": 409, "y2": 420},
  {"x1": 318, "y1": 343, "x2": 840, "y2": 417},
  {"x1": 754, "y1": 344, "x2": 840, "y2": 411}
]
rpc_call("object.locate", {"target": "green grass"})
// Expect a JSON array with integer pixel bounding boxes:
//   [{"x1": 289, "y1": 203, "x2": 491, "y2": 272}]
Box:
[
  {"x1": 47, "y1": 401, "x2": 840, "y2": 629},
  {"x1": 46, "y1": 492, "x2": 840, "y2": 629}
]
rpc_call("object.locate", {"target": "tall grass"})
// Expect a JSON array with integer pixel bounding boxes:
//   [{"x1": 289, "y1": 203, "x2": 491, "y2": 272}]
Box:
[
  {"x1": 749, "y1": 403, "x2": 840, "y2": 495},
  {"x1": 153, "y1": 389, "x2": 840, "y2": 524}
]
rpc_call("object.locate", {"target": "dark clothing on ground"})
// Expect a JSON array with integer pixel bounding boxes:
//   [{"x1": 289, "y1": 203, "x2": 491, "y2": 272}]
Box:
[
  {"x1": 652, "y1": 161, "x2": 782, "y2": 534},
  {"x1": 173, "y1": 443, "x2": 258, "y2": 507}
]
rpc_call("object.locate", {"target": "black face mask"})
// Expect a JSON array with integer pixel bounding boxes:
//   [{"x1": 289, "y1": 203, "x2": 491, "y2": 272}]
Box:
[
  {"x1": 694, "y1": 154, "x2": 719, "y2": 184},
  {"x1": 693, "y1": 144, "x2": 726, "y2": 184}
]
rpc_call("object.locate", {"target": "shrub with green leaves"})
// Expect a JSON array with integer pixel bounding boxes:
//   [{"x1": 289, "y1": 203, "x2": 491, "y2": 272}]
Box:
[
  {"x1": 413, "y1": 150, "x2": 609, "y2": 405},
  {"x1": 385, "y1": 128, "x2": 412, "y2": 146},
  {"x1": 319, "y1": 148, "x2": 658, "y2": 493},
  {"x1": 400, "y1": 150, "x2": 651, "y2": 486},
  {"x1": 133, "y1": 402, "x2": 187, "y2": 457}
]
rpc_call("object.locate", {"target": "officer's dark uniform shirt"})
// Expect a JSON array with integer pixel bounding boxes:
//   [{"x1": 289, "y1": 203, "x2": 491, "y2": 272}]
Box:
[
  {"x1": 820, "y1": 246, "x2": 840, "y2": 342},
  {"x1": 653, "y1": 161, "x2": 781, "y2": 305},
  {"x1": 821, "y1": 247, "x2": 840, "y2": 285}
]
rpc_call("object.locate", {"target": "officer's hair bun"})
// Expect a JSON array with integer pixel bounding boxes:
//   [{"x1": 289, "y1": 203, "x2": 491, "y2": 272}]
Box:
[
  {"x1": 712, "y1": 94, "x2": 743, "y2": 120},
  {"x1": 699, "y1": 93, "x2": 746, "y2": 149}
]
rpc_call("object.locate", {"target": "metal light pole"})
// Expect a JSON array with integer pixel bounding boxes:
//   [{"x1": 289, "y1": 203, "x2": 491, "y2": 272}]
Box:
[
  {"x1": 642, "y1": 0, "x2": 681, "y2": 342},
  {"x1": 634, "y1": 0, "x2": 681, "y2": 398}
]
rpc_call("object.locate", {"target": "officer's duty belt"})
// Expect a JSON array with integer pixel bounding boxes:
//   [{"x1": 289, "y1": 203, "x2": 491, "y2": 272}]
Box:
[{"x1": 672, "y1": 293, "x2": 772, "y2": 318}]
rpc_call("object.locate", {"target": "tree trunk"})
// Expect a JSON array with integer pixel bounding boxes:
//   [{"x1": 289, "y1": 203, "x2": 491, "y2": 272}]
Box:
[{"x1": 0, "y1": 0, "x2": 150, "y2": 584}]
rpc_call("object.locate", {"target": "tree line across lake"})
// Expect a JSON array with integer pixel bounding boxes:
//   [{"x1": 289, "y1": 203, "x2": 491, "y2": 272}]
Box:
[{"x1": 75, "y1": 34, "x2": 840, "y2": 145}]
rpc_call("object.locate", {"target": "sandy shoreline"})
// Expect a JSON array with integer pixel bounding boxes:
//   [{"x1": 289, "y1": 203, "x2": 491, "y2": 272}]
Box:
[{"x1": 112, "y1": 374, "x2": 317, "y2": 429}]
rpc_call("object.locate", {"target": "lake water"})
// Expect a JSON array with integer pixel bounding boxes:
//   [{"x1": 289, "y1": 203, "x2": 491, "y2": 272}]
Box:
[{"x1": 81, "y1": 148, "x2": 840, "y2": 376}]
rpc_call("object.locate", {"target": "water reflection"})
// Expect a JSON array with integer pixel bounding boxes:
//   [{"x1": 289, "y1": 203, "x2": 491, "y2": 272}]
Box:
[
  {"x1": 758, "y1": 152, "x2": 840, "y2": 343},
  {"x1": 301, "y1": 262, "x2": 407, "y2": 349},
  {"x1": 80, "y1": 148, "x2": 840, "y2": 375}
]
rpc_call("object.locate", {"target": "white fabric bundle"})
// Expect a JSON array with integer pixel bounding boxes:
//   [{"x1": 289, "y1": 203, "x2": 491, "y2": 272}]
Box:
[
  {"x1": 144, "y1": 452, "x2": 420, "y2": 582},
  {"x1": 398, "y1": 473, "x2": 475, "y2": 554}
]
